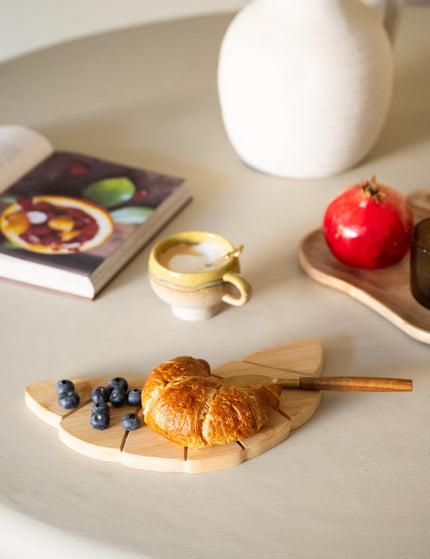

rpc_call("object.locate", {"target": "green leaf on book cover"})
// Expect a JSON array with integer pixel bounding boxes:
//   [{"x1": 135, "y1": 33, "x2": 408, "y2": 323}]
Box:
[
  {"x1": 83, "y1": 177, "x2": 135, "y2": 208},
  {"x1": 2, "y1": 240, "x2": 21, "y2": 249},
  {"x1": 110, "y1": 206, "x2": 153, "y2": 224},
  {"x1": 0, "y1": 195, "x2": 19, "y2": 205}
]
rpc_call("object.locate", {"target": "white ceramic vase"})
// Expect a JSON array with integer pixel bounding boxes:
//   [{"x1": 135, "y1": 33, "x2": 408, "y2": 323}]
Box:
[{"x1": 218, "y1": 0, "x2": 399, "y2": 178}]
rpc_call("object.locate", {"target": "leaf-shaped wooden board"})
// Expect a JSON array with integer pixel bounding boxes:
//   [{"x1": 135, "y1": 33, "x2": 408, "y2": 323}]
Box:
[
  {"x1": 25, "y1": 338, "x2": 323, "y2": 474},
  {"x1": 299, "y1": 229, "x2": 430, "y2": 345}
]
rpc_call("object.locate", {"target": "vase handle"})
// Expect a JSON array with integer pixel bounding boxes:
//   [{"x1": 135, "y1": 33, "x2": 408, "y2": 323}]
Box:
[{"x1": 382, "y1": 0, "x2": 401, "y2": 43}]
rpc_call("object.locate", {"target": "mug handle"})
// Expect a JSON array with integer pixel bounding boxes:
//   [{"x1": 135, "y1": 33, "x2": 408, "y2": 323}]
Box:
[
  {"x1": 382, "y1": 0, "x2": 400, "y2": 43},
  {"x1": 222, "y1": 272, "x2": 252, "y2": 306}
]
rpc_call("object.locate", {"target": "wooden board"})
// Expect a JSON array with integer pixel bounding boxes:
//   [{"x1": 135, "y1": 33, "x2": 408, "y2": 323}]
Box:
[
  {"x1": 25, "y1": 338, "x2": 323, "y2": 473},
  {"x1": 407, "y1": 189, "x2": 430, "y2": 224},
  {"x1": 298, "y1": 229, "x2": 430, "y2": 345}
]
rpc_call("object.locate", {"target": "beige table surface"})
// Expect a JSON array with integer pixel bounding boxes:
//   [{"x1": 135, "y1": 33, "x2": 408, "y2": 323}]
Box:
[{"x1": 1, "y1": 7, "x2": 430, "y2": 559}]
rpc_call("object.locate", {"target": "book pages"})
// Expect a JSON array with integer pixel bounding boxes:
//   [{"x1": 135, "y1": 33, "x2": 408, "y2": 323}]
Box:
[{"x1": 0, "y1": 125, "x2": 53, "y2": 193}]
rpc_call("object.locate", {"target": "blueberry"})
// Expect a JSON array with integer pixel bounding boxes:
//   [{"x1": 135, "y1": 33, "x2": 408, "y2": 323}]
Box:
[
  {"x1": 127, "y1": 388, "x2": 141, "y2": 406},
  {"x1": 58, "y1": 391, "x2": 80, "y2": 410},
  {"x1": 91, "y1": 402, "x2": 109, "y2": 415},
  {"x1": 91, "y1": 386, "x2": 110, "y2": 404},
  {"x1": 108, "y1": 376, "x2": 128, "y2": 392},
  {"x1": 55, "y1": 379, "x2": 75, "y2": 396},
  {"x1": 90, "y1": 411, "x2": 110, "y2": 430},
  {"x1": 109, "y1": 387, "x2": 126, "y2": 407},
  {"x1": 121, "y1": 413, "x2": 141, "y2": 431}
]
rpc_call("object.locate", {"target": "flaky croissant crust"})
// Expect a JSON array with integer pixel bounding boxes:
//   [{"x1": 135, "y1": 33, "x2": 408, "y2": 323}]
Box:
[{"x1": 141, "y1": 356, "x2": 282, "y2": 448}]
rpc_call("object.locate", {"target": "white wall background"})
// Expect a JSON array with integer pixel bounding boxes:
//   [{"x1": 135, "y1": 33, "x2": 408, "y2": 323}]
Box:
[
  {"x1": 0, "y1": 0, "x2": 426, "y2": 64},
  {"x1": 0, "y1": 1, "x2": 248, "y2": 63}
]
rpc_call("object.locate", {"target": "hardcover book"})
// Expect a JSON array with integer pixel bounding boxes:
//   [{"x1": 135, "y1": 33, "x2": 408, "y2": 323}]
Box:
[{"x1": 0, "y1": 126, "x2": 191, "y2": 299}]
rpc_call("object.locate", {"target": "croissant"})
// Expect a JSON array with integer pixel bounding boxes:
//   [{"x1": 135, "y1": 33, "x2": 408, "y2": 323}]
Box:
[{"x1": 141, "y1": 356, "x2": 282, "y2": 448}]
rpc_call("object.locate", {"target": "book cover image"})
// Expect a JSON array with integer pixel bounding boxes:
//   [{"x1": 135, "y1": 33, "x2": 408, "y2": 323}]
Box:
[{"x1": 0, "y1": 152, "x2": 185, "y2": 276}]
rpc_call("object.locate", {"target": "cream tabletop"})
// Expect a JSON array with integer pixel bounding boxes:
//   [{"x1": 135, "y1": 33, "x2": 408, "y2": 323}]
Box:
[{"x1": 1, "y1": 6, "x2": 430, "y2": 559}]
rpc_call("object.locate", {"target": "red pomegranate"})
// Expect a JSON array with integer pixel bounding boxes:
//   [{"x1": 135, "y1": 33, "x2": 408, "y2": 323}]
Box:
[{"x1": 323, "y1": 177, "x2": 413, "y2": 269}]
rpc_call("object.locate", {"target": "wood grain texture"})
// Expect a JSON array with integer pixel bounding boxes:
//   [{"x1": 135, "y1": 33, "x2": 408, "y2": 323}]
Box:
[
  {"x1": 185, "y1": 441, "x2": 245, "y2": 474},
  {"x1": 279, "y1": 389, "x2": 321, "y2": 430},
  {"x1": 299, "y1": 229, "x2": 430, "y2": 344},
  {"x1": 407, "y1": 189, "x2": 430, "y2": 224},
  {"x1": 242, "y1": 337, "x2": 323, "y2": 375},
  {"x1": 25, "y1": 338, "x2": 323, "y2": 473}
]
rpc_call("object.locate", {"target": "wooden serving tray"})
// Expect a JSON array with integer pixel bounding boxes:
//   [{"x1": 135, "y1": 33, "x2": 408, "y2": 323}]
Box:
[
  {"x1": 299, "y1": 229, "x2": 430, "y2": 344},
  {"x1": 25, "y1": 338, "x2": 323, "y2": 474}
]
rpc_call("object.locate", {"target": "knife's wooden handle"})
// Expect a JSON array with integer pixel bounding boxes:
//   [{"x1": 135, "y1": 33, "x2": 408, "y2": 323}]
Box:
[{"x1": 299, "y1": 376, "x2": 413, "y2": 392}]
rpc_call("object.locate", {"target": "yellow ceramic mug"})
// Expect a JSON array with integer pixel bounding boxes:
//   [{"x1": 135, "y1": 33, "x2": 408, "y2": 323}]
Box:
[{"x1": 148, "y1": 231, "x2": 252, "y2": 320}]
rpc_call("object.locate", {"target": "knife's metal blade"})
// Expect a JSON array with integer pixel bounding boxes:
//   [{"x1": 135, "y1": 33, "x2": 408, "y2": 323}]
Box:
[
  {"x1": 221, "y1": 374, "x2": 300, "y2": 388},
  {"x1": 222, "y1": 374, "x2": 273, "y2": 386}
]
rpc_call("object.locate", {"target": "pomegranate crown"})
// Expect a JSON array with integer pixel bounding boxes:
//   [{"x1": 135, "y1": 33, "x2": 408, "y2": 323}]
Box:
[{"x1": 361, "y1": 176, "x2": 385, "y2": 203}]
